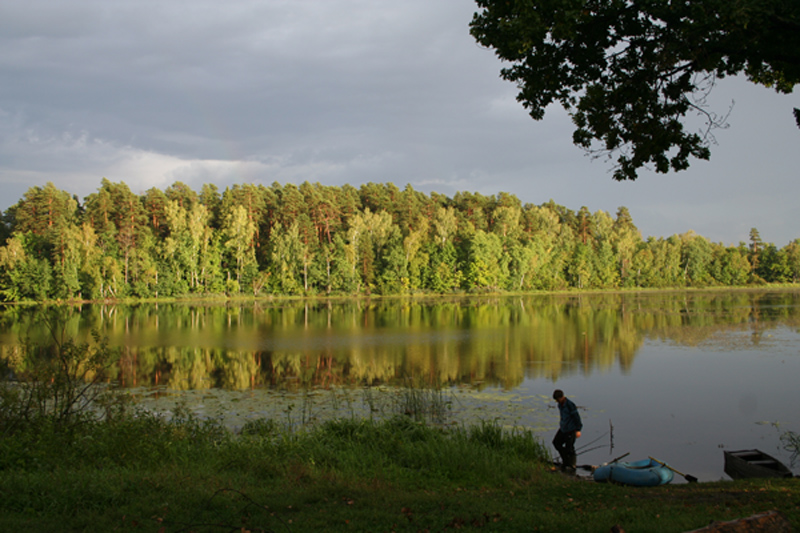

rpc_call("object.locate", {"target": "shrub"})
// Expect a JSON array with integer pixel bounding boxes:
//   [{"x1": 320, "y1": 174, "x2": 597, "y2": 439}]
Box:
[{"x1": 0, "y1": 314, "x2": 119, "y2": 437}]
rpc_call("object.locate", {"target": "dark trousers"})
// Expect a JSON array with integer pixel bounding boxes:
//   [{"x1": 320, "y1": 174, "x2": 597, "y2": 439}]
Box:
[{"x1": 553, "y1": 429, "x2": 577, "y2": 469}]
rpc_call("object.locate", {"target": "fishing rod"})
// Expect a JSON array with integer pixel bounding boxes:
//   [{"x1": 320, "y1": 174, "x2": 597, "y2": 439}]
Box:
[
  {"x1": 576, "y1": 420, "x2": 615, "y2": 457},
  {"x1": 578, "y1": 451, "x2": 630, "y2": 471},
  {"x1": 575, "y1": 431, "x2": 608, "y2": 453},
  {"x1": 576, "y1": 444, "x2": 607, "y2": 457}
]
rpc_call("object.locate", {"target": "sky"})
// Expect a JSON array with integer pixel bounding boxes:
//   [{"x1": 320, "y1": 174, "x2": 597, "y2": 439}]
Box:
[{"x1": 2, "y1": 1, "x2": 798, "y2": 247}]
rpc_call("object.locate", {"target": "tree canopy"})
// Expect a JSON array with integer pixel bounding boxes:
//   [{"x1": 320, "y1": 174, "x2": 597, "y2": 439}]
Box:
[
  {"x1": 470, "y1": 0, "x2": 800, "y2": 180},
  {"x1": 1, "y1": 180, "x2": 798, "y2": 302}
]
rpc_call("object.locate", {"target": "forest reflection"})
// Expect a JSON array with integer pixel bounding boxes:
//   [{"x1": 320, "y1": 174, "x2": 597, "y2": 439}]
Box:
[{"x1": 2, "y1": 291, "x2": 798, "y2": 391}]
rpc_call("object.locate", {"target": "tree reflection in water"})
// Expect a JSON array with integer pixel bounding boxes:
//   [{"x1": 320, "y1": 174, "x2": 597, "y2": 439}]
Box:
[{"x1": 2, "y1": 291, "x2": 798, "y2": 393}]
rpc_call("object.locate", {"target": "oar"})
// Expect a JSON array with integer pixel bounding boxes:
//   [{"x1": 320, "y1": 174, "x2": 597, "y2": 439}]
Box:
[
  {"x1": 649, "y1": 456, "x2": 698, "y2": 483},
  {"x1": 578, "y1": 451, "x2": 630, "y2": 471}
]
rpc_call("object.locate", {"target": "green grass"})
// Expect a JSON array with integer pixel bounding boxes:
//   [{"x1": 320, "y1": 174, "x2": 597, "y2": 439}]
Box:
[{"x1": 0, "y1": 411, "x2": 797, "y2": 532}]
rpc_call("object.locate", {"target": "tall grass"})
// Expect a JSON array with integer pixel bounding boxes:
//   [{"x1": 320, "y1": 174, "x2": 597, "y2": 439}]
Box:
[
  {"x1": 1, "y1": 402, "x2": 549, "y2": 484},
  {"x1": 292, "y1": 415, "x2": 549, "y2": 486}
]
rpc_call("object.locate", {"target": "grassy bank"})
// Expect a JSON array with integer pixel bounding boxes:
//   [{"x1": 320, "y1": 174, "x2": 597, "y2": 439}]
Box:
[
  {"x1": 0, "y1": 412, "x2": 797, "y2": 532},
  {"x1": 7, "y1": 282, "x2": 800, "y2": 306}
]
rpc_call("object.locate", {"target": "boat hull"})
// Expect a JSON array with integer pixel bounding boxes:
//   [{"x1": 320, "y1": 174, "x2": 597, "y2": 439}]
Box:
[
  {"x1": 593, "y1": 458, "x2": 674, "y2": 487},
  {"x1": 724, "y1": 449, "x2": 793, "y2": 479}
]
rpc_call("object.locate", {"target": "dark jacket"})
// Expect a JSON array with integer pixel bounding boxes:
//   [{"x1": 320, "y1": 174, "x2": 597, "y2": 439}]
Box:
[{"x1": 558, "y1": 397, "x2": 583, "y2": 433}]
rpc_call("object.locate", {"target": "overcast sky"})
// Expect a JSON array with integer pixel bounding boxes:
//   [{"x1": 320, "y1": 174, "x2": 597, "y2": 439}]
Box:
[{"x1": 2, "y1": 1, "x2": 798, "y2": 246}]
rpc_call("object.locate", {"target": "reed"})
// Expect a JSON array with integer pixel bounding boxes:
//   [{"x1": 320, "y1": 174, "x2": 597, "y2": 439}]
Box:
[{"x1": 781, "y1": 429, "x2": 800, "y2": 463}]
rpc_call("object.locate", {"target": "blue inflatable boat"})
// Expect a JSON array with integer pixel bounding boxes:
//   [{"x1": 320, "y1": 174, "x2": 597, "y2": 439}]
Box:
[{"x1": 593, "y1": 458, "x2": 674, "y2": 486}]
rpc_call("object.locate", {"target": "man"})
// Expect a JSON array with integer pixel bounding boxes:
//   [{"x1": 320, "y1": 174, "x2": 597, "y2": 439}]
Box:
[{"x1": 552, "y1": 389, "x2": 582, "y2": 472}]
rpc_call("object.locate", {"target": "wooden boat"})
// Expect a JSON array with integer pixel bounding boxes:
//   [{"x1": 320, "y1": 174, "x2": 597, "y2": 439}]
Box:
[
  {"x1": 723, "y1": 449, "x2": 793, "y2": 479},
  {"x1": 593, "y1": 458, "x2": 674, "y2": 487}
]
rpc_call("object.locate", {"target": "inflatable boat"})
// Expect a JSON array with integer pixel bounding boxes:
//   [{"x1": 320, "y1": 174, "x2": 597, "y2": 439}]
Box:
[{"x1": 593, "y1": 457, "x2": 674, "y2": 486}]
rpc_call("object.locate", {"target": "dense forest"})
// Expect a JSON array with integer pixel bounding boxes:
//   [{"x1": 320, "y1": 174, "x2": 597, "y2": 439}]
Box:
[{"x1": 0, "y1": 179, "x2": 797, "y2": 301}]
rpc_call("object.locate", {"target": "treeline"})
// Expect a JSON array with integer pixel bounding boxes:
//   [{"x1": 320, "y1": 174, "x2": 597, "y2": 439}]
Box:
[{"x1": 0, "y1": 179, "x2": 797, "y2": 301}]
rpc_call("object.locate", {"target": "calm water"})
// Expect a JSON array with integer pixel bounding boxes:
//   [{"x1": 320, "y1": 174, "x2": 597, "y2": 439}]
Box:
[{"x1": 2, "y1": 290, "x2": 798, "y2": 482}]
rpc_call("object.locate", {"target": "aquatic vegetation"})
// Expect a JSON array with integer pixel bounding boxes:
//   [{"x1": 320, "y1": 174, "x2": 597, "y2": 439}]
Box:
[{"x1": 781, "y1": 430, "x2": 800, "y2": 465}]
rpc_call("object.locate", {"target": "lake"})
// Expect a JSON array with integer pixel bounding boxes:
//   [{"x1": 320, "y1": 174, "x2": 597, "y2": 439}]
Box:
[{"x1": 1, "y1": 290, "x2": 798, "y2": 482}]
